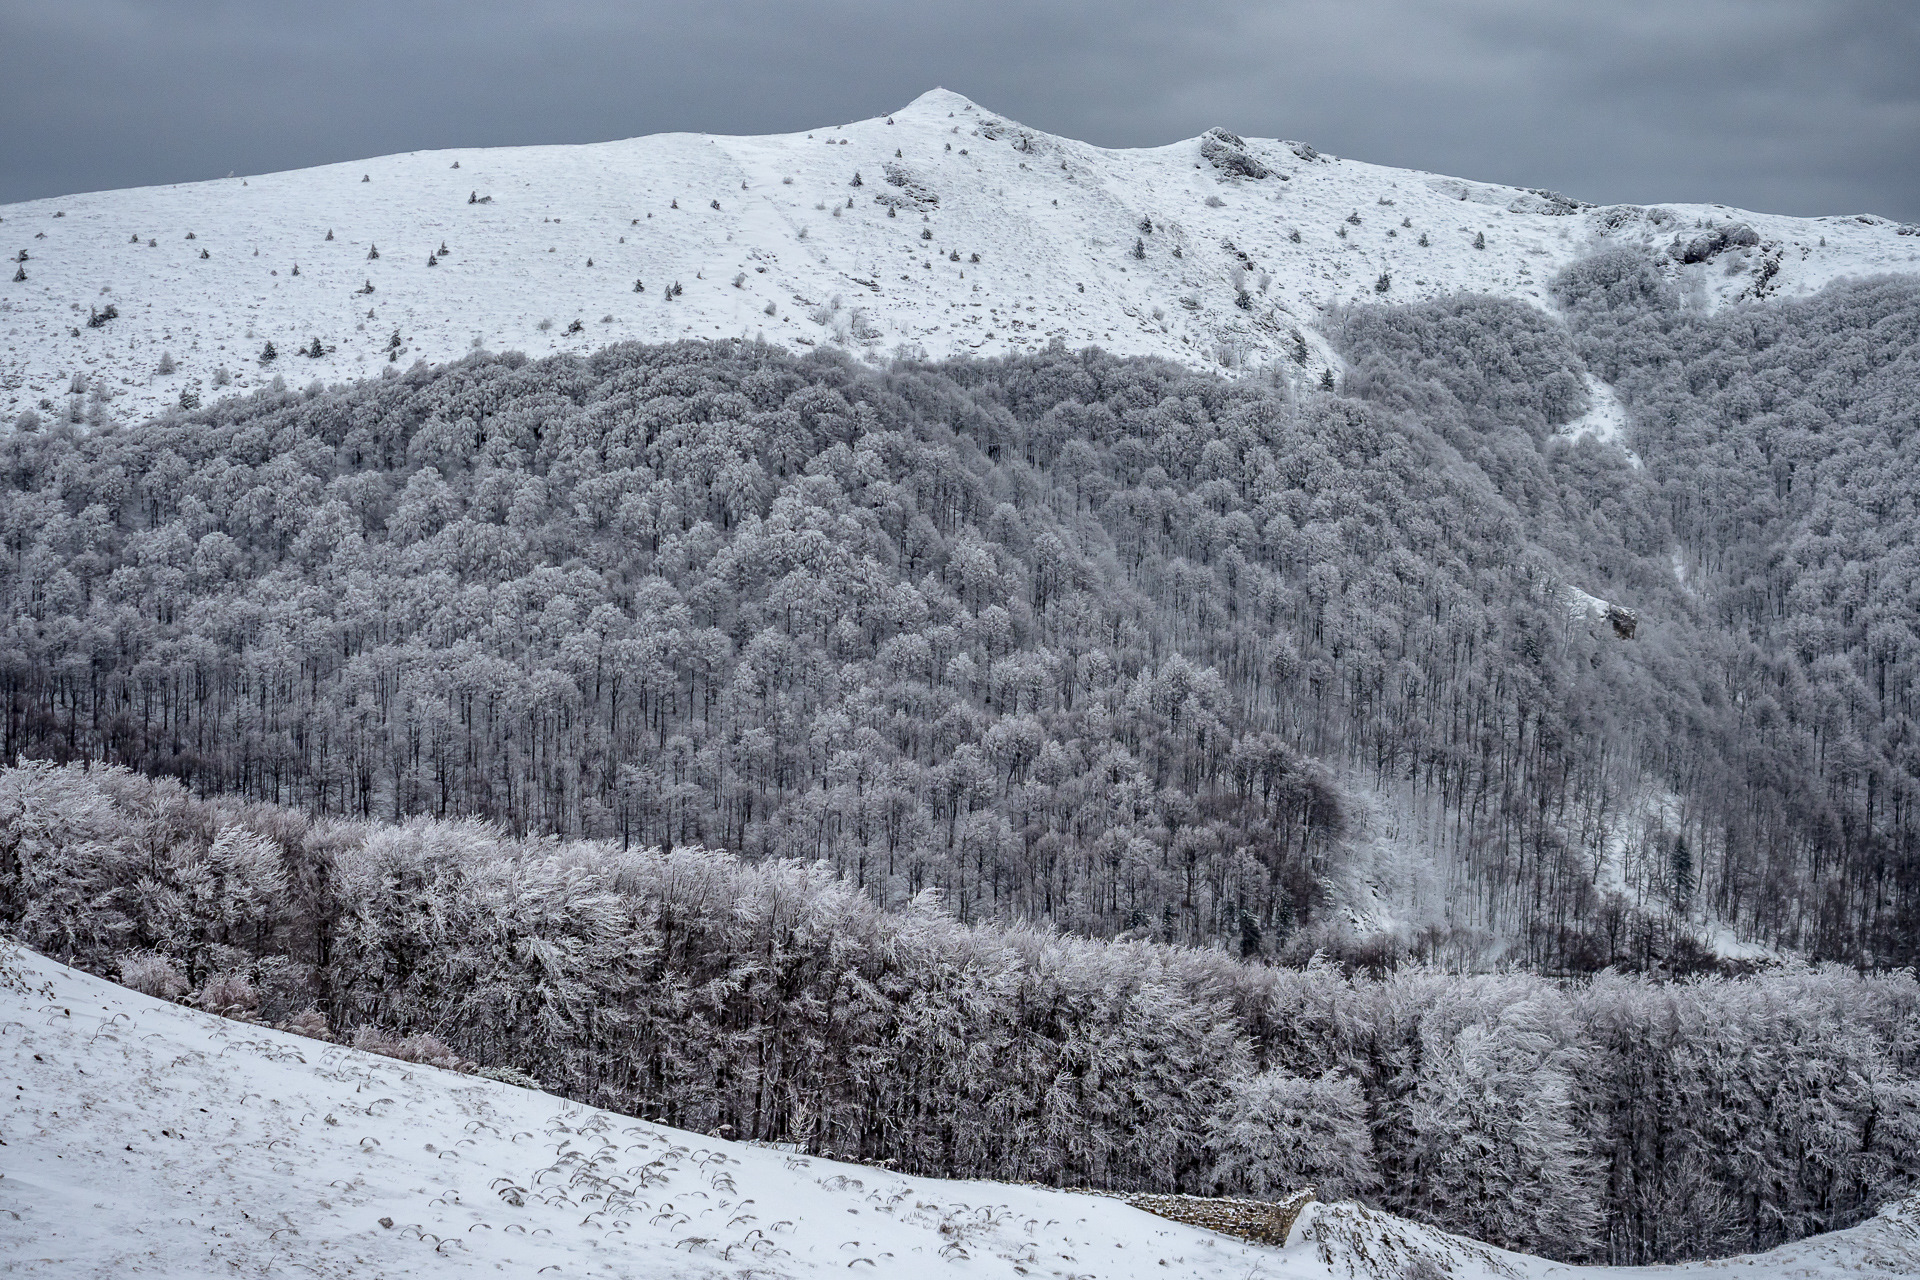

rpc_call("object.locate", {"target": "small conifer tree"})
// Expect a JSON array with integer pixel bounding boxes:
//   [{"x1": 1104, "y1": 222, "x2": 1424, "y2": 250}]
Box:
[
  {"x1": 1474, "y1": 231, "x2": 1486, "y2": 249},
  {"x1": 9, "y1": 265, "x2": 22, "y2": 283},
  {"x1": 1132, "y1": 238, "x2": 1146, "y2": 260},
  {"x1": 1320, "y1": 367, "x2": 1335, "y2": 390},
  {"x1": 368, "y1": 244, "x2": 379, "y2": 260},
  {"x1": 156, "y1": 351, "x2": 176, "y2": 375},
  {"x1": 259, "y1": 340, "x2": 277, "y2": 364}
]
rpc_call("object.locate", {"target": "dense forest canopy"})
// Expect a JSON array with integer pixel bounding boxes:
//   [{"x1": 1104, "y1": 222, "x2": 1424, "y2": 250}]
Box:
[
  {"x1": 3, "y1": 261, "x2": 1920, "y2": 966},
  {"x1": 3, "y1": 761, "x2": 1916, "y2": 1266}
]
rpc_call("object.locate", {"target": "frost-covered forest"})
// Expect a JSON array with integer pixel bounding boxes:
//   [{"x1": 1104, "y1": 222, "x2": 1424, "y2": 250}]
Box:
[
  {"x1": 3, "y1": 261, "x2": 1920, "y2": 966},
  {"x1": 1, "y1": 761, "x2": 1915, "y2": 1266}
]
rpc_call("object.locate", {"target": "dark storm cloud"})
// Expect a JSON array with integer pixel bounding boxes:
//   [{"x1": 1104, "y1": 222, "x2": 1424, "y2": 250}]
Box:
[{"x1": 2, "y1": 1, "x2": 1915, "y2": 219}]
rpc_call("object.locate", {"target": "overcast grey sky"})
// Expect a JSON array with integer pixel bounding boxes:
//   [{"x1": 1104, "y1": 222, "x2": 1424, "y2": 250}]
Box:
[{"x1": 3, "y1": 1, "x2": 1916, "y2": 220}]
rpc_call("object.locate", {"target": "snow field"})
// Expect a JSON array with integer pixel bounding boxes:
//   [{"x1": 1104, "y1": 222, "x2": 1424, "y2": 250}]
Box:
[{"x1": 3, "y1": 88, "x2": 1916, "y2": 428}]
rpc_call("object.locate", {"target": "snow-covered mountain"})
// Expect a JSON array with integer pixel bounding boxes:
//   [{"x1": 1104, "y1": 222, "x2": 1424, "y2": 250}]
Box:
[
  {"x1": 4, "y1": 87, "x2": 1917, "y2": 426},
  {"x1": 5, "y1": 945, "x2": 1918, "y2": 1279}
]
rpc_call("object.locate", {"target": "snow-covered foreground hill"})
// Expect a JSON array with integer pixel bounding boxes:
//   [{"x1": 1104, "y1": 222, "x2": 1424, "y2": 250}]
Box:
[
  {"x1": 4, "y1": 948, "x2": 1917, "y2": 1280},
  {"x1": 5, "y1": 88, "x2": 1918, "y2": 425}
]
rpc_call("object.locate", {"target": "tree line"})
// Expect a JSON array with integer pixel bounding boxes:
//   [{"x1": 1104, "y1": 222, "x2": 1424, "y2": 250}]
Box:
[{"x1": 1, "y1": 760, "x2": 1914, "y2": 1265}]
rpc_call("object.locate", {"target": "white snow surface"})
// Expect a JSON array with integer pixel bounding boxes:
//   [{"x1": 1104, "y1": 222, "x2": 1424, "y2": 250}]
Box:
[
  {"x1": 4, "y1": 87, "x2": 1918, "y2": 426},
  {"x1": 1559, "y1": 374, "x2": 1642, "y2": 467},
  {"x1": 6, "y1": 948, "x2": 1920, "y2": 1279}
]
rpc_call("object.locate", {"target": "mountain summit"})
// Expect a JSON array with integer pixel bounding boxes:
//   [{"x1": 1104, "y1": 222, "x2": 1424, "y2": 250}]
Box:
[{"x1": 3, "y1": 91, "x2": 1916, "y2": 424}]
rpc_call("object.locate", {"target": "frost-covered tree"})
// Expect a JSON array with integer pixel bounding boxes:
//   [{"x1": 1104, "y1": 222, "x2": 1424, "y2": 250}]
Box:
[{"x1": 1208, "y1": 1068, "x2": 1378, "y2": 1199}]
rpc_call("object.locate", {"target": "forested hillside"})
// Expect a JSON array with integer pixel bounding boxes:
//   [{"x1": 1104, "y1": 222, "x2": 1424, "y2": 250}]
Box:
[
  {"x1": 0, "y1": 312, "x2": 1650, "y2": 966},
  {"x1": 3, "y1": 761, "x2": 1917, "y2": 1266},
  {"x1": 3, "y1": 263, "x2": 1919, "y2": 966},
  {"x1": 1553, "y1": 256, "x2": 1920, "y2": 965}
]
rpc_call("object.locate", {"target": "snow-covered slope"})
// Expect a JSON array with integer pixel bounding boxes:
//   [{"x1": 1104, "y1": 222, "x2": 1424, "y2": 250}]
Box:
[
  {"x1": 5, "y1": 946, "x2": 1919, "y2": 1279},
  {"x1": 4, "y1": 88, "x2": 1917, "y2": 426}
]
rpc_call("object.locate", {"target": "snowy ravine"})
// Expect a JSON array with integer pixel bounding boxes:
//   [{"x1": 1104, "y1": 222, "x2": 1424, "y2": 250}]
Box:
[
  {"x1": 4, "y1": 87, "x2": 1919, "y2": 425},
  {"x1": 4, "y1": 948, "x2": 1919, "y2": 1280}
]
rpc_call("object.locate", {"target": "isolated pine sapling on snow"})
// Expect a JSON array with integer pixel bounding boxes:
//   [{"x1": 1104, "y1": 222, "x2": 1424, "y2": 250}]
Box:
[
  {"x1": 258, "y1": 341, "x2": 276, "y2": 364},
  {"x1": 155, "y1": 351, "x2": 176, "y2": 375},
  {"x1": 1132, "y1": 238, "x2": 1146, "y2": 260},
  {"x1": 1474, "y1": 231, "x2": 1487, "y2": 249}
]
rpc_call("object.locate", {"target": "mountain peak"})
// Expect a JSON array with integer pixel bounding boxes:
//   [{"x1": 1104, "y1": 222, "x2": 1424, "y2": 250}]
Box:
[{"x1": 898, "y1": 86, "x2": 988, "y2": 117}]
